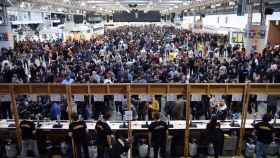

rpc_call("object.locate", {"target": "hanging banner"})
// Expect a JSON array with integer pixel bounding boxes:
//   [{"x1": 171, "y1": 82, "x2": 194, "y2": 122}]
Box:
[
  {"x1": 74, "y1": 95, "x2": 85, "y2": 102},
  {"x1": 0, "y1": 95, "x2": 11, "y2": 102},
  {"x1": 232, "y1": 95, "x2": 242, "y2": 102},
  {"x1": 214, "y1": 95, "x2": 223, "y2": 101},
  {"x1": 191, "y1": 95, "x2": 202, "y2": 102},
  {"x1": 167, "y1": 94, "x2": 177, "y2": 102},
  {"x1": 114, "y1": 94, "x2": 124, "y2": 102},
  {"x1": 50, "y1": 94, "x2": 61, "y2": 102},
  {"x1": 257, "y1": 95, "x2": 267, "y2": 101},
  {"x1": 140, "y1": 95, "x2": 152, "y2": 102},
  {"x1": 94, "y1": 95, "x2": 104, "y2": 102},
  {"x1": 124, "y1": 111, "x2": 133, "y2": 121}
]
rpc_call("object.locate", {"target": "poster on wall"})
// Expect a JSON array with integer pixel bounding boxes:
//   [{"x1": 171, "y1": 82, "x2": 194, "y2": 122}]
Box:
[{"x1": 0, "y1": 32, "x2": 9, "y2": 41}]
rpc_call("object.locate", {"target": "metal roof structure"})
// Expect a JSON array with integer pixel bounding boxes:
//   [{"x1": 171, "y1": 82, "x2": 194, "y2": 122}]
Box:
[{"x1": 6, "y1": 0, "x2": 280, "y2": 15}]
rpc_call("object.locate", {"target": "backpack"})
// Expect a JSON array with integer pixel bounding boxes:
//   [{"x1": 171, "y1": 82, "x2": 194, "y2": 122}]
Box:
[{"x1": 245, "y1": 142, "x2": 255, "y2": 158}]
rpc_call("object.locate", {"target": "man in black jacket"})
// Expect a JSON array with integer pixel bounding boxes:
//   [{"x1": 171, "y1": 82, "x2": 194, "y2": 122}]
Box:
[
  {"x1": 148, "y1": 112, "x2": 168, "y2": 158},
  {"x1": 253, "y1": 114, "x2": 275, "y2": 158},
  {"x1": 69, "y1": 113, "x2": 89, "y2": 158},
  {"x1": 95, "y1": 111, "x2": 113, "y2": 158},
  {"x1": 20, "y1": 114, "x2": 40, "y2": 157}
]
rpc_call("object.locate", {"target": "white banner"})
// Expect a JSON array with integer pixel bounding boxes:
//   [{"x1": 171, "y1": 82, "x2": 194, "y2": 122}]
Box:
[
  {"x1": 50, "y1": 94, "x2": 61, "y2": 102},
  {"x1": 124, "y1": 111, "x2": 133, "y2": 121},
  {"x1": 257, "y1": 95, "x2": 267, "y2": 101},
  {"x1": 214, "y1": 95, "x2": 223, "y2": 101},
  {"x1": 191, "y1": 95, "x2": 201, "y2": 102},
  {"x1": 0, "y1": 95, "x2": 11, "y2": 102},
  {"x1": 114, "y1": 94, "x2": 124, "y2": 102},
  {"x1": 74, "y1": 95, "x2": 85, "y2": 102},
  {"x1": 232, "y1": 95, "x2": 242, "y2": 102},
  {"x1": 94, "y1": 95, "x2": 104, "y2": 102},
  {"x1": 167, "y1": 94, "x2": 177, "y2": 102},
  {"x1": 140, "y1": 95, "x2": 152, "y2": 102}
]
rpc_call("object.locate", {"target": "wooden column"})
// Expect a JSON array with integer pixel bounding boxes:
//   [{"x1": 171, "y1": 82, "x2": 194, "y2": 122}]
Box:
[
  {"x1": 66, "y1": 86, "x2": 73, "y2": 120},
  {"x1": 184, "y1": 85, "x2": 191, "y2": 158},
  {"x1": 66, "y1": 86, "x2": 77, "y2": 158},
  {"x1": 237, "y1": 84, "x2": 249, "y2": 155},
  {"x1": 127, "y1": 85, "x2": 132, "y2": 158},
  {"x1": 9, "y1": 85, "x2": 22, "y2": 146}
]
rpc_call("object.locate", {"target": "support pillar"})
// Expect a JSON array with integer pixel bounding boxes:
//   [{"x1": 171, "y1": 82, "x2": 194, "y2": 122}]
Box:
[{"x1": 0, "y1": 0, "x2": 14, "y2": 49}]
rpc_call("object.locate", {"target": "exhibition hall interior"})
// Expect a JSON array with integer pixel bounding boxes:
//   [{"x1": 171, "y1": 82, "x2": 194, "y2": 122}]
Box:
[{"x1": 0, "y1": 0, "x2": 280, "y2": 158}]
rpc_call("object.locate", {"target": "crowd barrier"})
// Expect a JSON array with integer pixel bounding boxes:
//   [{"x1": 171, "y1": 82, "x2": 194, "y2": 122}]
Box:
[{"x1": 0, "y1": 83, "x2": 280, "y2": 158}]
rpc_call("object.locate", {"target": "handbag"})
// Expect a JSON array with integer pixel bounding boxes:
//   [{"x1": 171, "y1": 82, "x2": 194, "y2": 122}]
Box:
[
  {"x1": 189, "y1": 142, "x2": 198, "y2": 157},
  {"x1": 208, "y1": 143, "x2": 215, "y2": 156},
  {"x1": 245, "y1": 142, "x2": 255, "y2": 158},
  {"x1": 138, "y1": 144, "x2": 148, "y2": 158},
  {"x1": 5, "y1": 143, "x2": 17, "y2": 158},
  {"x1": 88, "y1": 145, "x2": 97, "y2": 158}
]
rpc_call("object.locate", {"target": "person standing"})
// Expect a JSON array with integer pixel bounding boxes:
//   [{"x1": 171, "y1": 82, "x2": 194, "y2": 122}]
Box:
[
  {"x1": 253, "y1": 114, "x2": 275, "y2": 158},
  {"x1": 95, "y1": 111, "x2": 113, "y2": 158},
  {"x1": 0, "y1": 95, "x2": 12, "y2": 119},
  {"x1": 20, "y1": 114, "x2": 40, "y2": 157},
  {"x1": 148, "y1": 97, "x2": 160, "y2": 120},
  {"x1": 148, "y1": 112, "x2": 168, "y2": 158},
  {"x1": 69, "y1": 113, "x2": 89, "y2": 158},
  {"x1": 206, "y1": 116, "x2": 224, "y2": 158}
]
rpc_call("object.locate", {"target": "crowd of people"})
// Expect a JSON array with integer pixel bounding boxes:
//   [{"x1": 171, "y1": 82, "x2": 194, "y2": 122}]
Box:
[
  {"x1": 0, "y1": 25, "x2": 280, "y2": 158},
  {"x1": 1, "y1": 25, "x2": 280, "y2": 84}
]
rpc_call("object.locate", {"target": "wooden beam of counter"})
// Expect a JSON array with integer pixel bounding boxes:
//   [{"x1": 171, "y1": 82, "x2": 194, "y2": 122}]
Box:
[
  {"x1": 189, "y1": 84, "x2": 245, "y2": 95},
  {"x1": 9, "y1": 85, "x2": 22, "y2": 146},
  {"x1": 184, "y1": 85, "x2": 190, "y2": 158},
  {"x1": 237, "y1": 84, "x2": 249, "y2": 155},
  {"x1": 248, "y1": 84, "x2": 280, "y2": 95}
]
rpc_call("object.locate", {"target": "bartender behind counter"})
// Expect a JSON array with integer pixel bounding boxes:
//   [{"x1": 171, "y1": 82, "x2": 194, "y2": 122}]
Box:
[
  {"x1": 148, "y1": 112, "x2": 168, "y2": 158},
  {"x1": 20, "y1": 114, "x2": 40, "y2": 158},
  {"x1": 69, "y1": 112, "x2": 89, "y2": 158},
  {"x1": 95, "y1": 111, "x2": 113, "y2": 158}
]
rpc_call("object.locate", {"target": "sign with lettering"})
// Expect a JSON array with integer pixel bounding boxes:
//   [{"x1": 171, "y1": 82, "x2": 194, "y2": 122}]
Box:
[
  {"x1": 74, "y1": 95, "x2": 84, "y2": 102},
  {"x1": 140, "y1": 95, "x2": 152, "y2": 101},
  {"x1": 94, "y1": 95, "x2": 104, "y2": 102},
  {"x1": 232, "y1": 95, "x2": 242, "y2": 102},
  {"x1": 0, "y1": 95, "x2": 11, "y2": 102},
  {"x1": 191, "y1": 95, "x2": 202, "y2": 101},
  {"x1": 50, "y1": 94, "x2": 61, "y2": 102},
  {"x1": 124, "y1": 111, "x2": 133, "y2": 121},
  {"x1": 167, "y1": 94, "x2": 177, "y2": 102},
  {"x1": 257, "y1": 95, "x2": 267, "y2": 101},
  {"x1": 114, "y1": 94, "x2": 124, "y2": 102}
]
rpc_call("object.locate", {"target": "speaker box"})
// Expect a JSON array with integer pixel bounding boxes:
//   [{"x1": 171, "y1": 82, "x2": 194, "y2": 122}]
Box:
[{"x1": 265, "y1": 8, "x2": 273, "y2": 15}]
